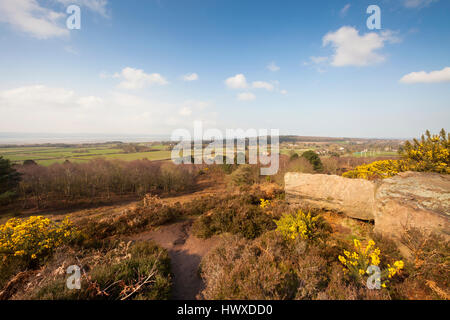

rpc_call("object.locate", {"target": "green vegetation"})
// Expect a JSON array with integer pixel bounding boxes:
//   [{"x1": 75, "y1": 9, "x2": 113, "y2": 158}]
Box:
[
  {"x1": 28, "y1": 241, "x2": 172, "y2": 300},
  {"x1": 301, "y1": 150, "x2": 324, "y2": 172},
  {"x1": 230, "y1": 164, "x2": 259, "y2": 186},
  {"x1": 343, "y1": 129, "x2": 449, "y2": 179},
  {"x1": 275, "y1": 210, "x2": 330, "y2": 241},
  {"x1": 193, "y1": 192, "x2": 277, "y2": 239},
  {"x1": 0, "y1": 156, "x2": 21, "y2": 204},
  {"x1": 0, "y1": 144, "x2": 171, "y2": 166}
]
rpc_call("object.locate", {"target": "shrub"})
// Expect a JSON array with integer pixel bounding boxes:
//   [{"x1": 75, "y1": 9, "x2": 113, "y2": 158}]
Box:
[
  {"x1": 80, "y1": 195, "x2": 182, "y2": 239},
  {"x1": 275, "y1": 210, "x2": 329, "y2": 241},
  {"x1": 29, "y1": 241, "x2": 172, "y2": 300},
  {"x1": 0, "y1": 216, "x2": 79, "y2": 267},
  {"x1": 200, "y1": 232, "x2": 329, "y2": 299},
  {"x1": 301, "y1": 150, "x2": 324, "y2": 172},
  {"x1": 393, "y1": 228, "x2": 450, "y2": 299},
  {"x1": 272, "y1": 156, "x2": 314, "y2": 185},
  {"x1": 342, "y1": 160, "x2": 407, "y2": 180},
  {"x1": 230, "y1": 164, "x2": 258, "y2": 186},
  {"x1": 402, "y1": 129, "x2": 449, "y2": 174},
  {"x1": 192, "y1": 193, "x2": 277, "y2": 239},
  {"x1": 322, "y1": 157, "x2": 339, "y2": 174},
  {"x1": 193, "y1": 203, "x2": 275, "y2": 240},
  {"x1": 286, "y1": 158, "x2": 315, "y2": 173},
  {"x1": 289, "y1": 152, "x2": 299, "y2": 161},
  {"x1": 343, "y1": 129, "x2": 449, "y2": 180},
  {"x1": 338, "y1": 239, "x2": 404, "y2": 289}
]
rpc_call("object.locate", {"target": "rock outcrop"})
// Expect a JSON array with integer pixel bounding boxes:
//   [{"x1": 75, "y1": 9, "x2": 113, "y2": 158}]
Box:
[
  {"x1": 285, "y1": 171, "x2": 450, "y2": 240},
  {"x1": 373, "y1": 172, "x2": 450, "y2": 241},
  {"x1": 285, "y1": 172, "x2": 376, "y2": 220}
]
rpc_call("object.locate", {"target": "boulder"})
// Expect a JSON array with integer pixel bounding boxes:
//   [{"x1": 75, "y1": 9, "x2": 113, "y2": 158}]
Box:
[
  {"x1": 373, "y1": 172, "x2": 450, "y2": 241},
  {"x1": 284, "y1": 172, "x2": 376, "y2": 220},
  {"x1": 284, "y1": 171, "x2": 450, "y2": 240}
]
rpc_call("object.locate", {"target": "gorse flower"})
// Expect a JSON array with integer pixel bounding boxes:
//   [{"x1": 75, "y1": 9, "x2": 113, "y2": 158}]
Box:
[
  {"x1": 0, "y1": 216, "x2": 79, "y2": 264},
  {"x1": 402, "y1": 129, "x2": 449, "y2": 174},
  {"x1": 338, "y1": 239, "x2": 404, "y2": 288},
  {"x1": 259, "y1": 199, "x2": 271, "y2": 209},
  {"x1": 275, "y1": 210, "x2": 321, "y2": 241},
  {"x1": 343, "y1": 129, "x2": 449, "y2": 180},
  {"x1": 342, "y1": 160, "x2": 407, "y2": 180}
]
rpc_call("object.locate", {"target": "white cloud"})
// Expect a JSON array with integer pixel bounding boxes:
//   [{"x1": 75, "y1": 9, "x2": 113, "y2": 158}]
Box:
[
  {"x1": 0, "y1": 0, "x2": 68, "y2": 39},
  {"x1": 309, "y1": 56, "x2": 328, "y2": 64},
  {"x1": 400, "y1": 67, "x2": 450, "y2": 84},
  {"x1": 0, "y1": 0, "x2": 109, "y2": 39},
  {"x1": 0, "y1": 85, "x2": 74, "y2": 106},
  {"x1": 178, "y1": 100, "x2": 210, "y2": 116},
  {"x1": 403, "y1": 0, "x2": 438, "y2": 8},
  {"x1": 340, "y1": 4, "x2": 351, "y2": 16},
  {"x1": 225, "y1": 74, "x2": 248, "y2": 89},
  {"x1": 182, "y1": 73, "x2": 199, "y2": 81},
  {"x1": 252, "y1": 81, "x2": 274, "y2": 91},
  {"x1": 280, "y1": 90, "x2": 288, "y2": 95},
  {"x1": 115, "y1": 67, "x2": 168, "y2": 90},
  {"x1": 267, "y1": 62, "x2": 280, "y2": 72},
  {"x1": 77, "y1": 96, "x2": 103, "y2": 109},
  {"x1": 323, "y1": 26, "x2": 399, "y2": 67},
  {"x1": 179, "y1": 106, "x2": 192, "y2": 116},
  {"x1": 237, "y1": 92, "x2": 256, "y2": 101},
  {"x1": 0, "y1": 85, "x2": 216, "y2": 133},
  {"x1": 55, "y1": 0, "x2": 109, "y2": 17}
]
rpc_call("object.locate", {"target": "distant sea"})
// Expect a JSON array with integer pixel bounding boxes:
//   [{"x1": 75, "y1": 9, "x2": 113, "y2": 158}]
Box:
[{"x1": 0, "y1": 133, "x2": 171, "y2": 145}]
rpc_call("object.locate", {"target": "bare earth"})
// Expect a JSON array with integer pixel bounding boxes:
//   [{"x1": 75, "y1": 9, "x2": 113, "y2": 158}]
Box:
[{"x1": 127, "y1": 219, "x2": 220, "y2": 299}]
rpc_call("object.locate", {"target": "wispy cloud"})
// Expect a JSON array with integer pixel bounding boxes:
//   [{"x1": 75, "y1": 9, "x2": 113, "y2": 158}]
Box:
[
  {"x1": 0, "y1": 0, "x2": 68, "y2": 39},
  {"x1": 237, "y1": 92, "x2": 256, "y2": 101},
  {"x1": 252, "y1": 81, "x2": 274, "y2": 91},
  {"x1": 0, "y1": 84, "x2": 216, "y2": 133},
  {"x1": 55, "y1": 0, "x2": 109, "y2": 18},
  {"x1": 0, "y1": 0, "x2": 109, "y2": 39},
  {"x1": 403, "y1": 0, "x2": 438, "y2": 8},
  {"x1": 114, "y1": 67, "x2": 168, "y2": 90},
  {"x1": 267, "y1": 61, "x2": 280, "y2": 72},
  {"x1": 182, "y1": 73, "x2": 199, "y2": 81},
  {"x1": 340, "y1": 3, "x2": 351, "y2": 16}
]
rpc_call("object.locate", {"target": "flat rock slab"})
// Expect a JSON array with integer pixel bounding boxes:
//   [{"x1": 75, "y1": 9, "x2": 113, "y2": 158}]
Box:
[{"x1": 285, "y1": 172, "x2": 375, "y2": 221}]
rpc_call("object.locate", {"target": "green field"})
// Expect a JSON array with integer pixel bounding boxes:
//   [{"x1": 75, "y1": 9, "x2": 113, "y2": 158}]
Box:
[
  {"x1": 0, "y1": 144, "x2": 172, "y2": 166},
  {"x1": 352, "y1": 151, "x2": 399, "y2": 158}
]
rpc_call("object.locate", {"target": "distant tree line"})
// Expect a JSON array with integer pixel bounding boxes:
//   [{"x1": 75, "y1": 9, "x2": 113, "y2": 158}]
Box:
[{"x1": 10, "y1": 159, "x2": 197, "y2": 209}]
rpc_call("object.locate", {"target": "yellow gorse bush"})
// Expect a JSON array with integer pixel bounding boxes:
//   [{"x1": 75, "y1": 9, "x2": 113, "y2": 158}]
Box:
[
  {"x1": 402, "y1": 129, "x2": 449, "y2": 174},
  {"x1": 342, "y1": 160, "x2": 408, "y2": 180},
  {"x1": 343, "y1": 129, "x2": 449, "y2": 180},
  {"x1": 338, "y1": 239, "x2": 404, "y2": 288},
  {"x1": 0, "y1": 216, "x2": 79, "y2": 262},
  {"x1": 275, "y1": 210, "x2": 320, "y2": 241}
]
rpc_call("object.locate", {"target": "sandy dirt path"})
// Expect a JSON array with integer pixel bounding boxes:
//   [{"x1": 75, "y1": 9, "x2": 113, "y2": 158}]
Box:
[{"x1": 127, "y1": 219, "x2": 220, "y2": 300}]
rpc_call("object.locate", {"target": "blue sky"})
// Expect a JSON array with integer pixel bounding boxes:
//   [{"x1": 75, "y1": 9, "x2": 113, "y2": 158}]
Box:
[{"x1": 0, "y1": 0, "x2": 449, "y2": 138}]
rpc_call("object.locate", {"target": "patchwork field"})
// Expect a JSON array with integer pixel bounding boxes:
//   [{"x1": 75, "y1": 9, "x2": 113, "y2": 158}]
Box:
[{"x1": 0, "y1": 144, "x2": 172, "y2": 166}]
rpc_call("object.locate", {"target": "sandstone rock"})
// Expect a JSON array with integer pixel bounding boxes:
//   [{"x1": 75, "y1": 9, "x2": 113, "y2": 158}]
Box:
[
  {"x1": 284, "y1": 171, "x2": 450, "y2": 241},
  {"x1": 373, "y1": 171, "x2": 450, "y2": 241},
  {"x1": 284, "y1": 172, "x2": 375, "y2": 220}
]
